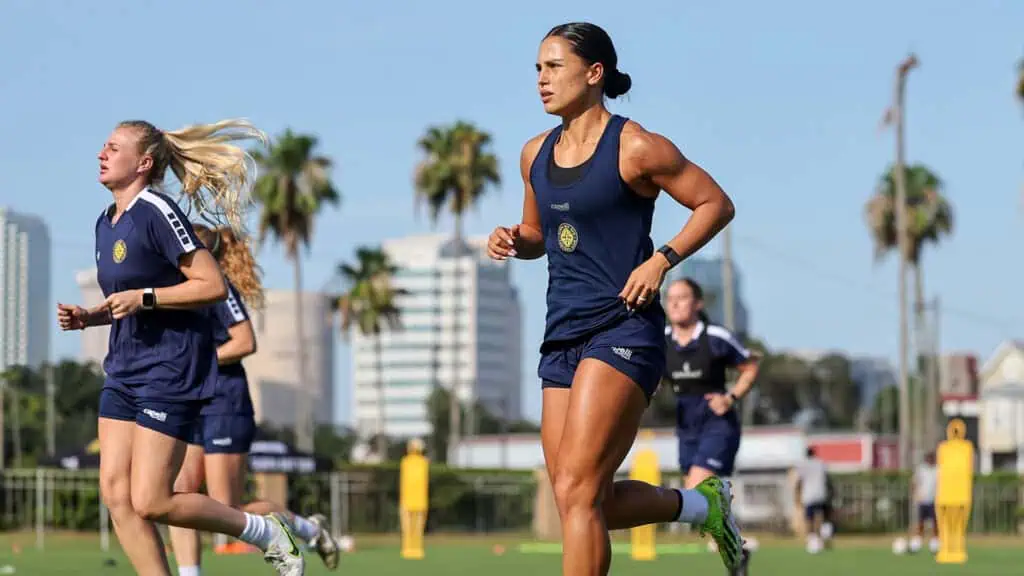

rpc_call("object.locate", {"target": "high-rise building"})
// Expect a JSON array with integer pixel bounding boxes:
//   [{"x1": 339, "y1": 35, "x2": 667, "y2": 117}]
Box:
[
  {"x1": 349, "y1": 234, "x2": 523, "y2": 439},
  {"x1": 663, "y1": 256, "x2": 750, "y2": 335},
  {"x1": 0, "y1": 208, "x2": 51, "y2": 370},
  {"x1": 76, "y1": 271, "x2": 335, "y2": 427},
  {"x1": 245, "y1": 291, "x2": 335, "y2": 427}
]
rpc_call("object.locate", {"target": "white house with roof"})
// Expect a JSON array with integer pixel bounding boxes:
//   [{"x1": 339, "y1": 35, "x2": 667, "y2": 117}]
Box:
[{"x1": 977, "y1": 340, "x2": 1024, "y2": 473}]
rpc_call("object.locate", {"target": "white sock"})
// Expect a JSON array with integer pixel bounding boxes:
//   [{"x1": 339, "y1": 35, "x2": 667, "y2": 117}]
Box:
[
  {"x1": 674, "y1": 489, "x2": 709, "y2": 525},
  {"x1": 178, "y1": 567, "x2": 200, "y2": 576},
  {"x1": 238, "y1": 513, "x2": 276, "y2": 550},
  {"x1": 289, "y1": 514, "x2": 320, "y2": 542}
]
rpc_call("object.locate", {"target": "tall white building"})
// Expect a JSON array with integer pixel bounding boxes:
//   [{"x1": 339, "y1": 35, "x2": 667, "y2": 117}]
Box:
[
  {"x1": 76, "y1": 270, "x2": 335, "y2": 427},
  {"x1": 349, "y1": 234, "x2": 523, "y2": 439},
  {"x1": 0, "y1": 208, "x2": 51, "y2": 370}
]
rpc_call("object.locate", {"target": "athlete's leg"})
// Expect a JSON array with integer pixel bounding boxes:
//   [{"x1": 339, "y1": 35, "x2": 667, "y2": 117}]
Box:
[
  {"x1": 204, "y1": 453, "x2": 246, "y2": 507},
  {"x1": 167, "y1": 443, "x2": 205, "y2": 575},
  {"x1": 205, "y1": 451, "x2": 248, "y2": 551},
  {"x1": 685, "y1": 465, "x2": 716, "y2": 489},
  {"x1": 551, "y1": 358, "x2": 671, "y2": 576},
  {"x1": 211, "y1": 413, "x2": 339, "y2": 570},
  {"x1": 99, "y1": 416, "x2": 174, "y2": 576},
  {"x1": 129, "y1": 402, "x2": 304, "y2": 575}
]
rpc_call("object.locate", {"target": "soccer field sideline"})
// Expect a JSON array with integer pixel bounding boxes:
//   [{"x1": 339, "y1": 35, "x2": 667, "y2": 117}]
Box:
[{"x1": 2, "y1": 531, "x2": 1023, "y2": 576}]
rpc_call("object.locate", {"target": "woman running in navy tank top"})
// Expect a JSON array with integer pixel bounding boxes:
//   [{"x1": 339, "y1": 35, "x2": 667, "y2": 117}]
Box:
[
  {"x1": 57, "y1": 120, "x2": 304, "y2": 576},
  {"x1": 169, "y1": 224, "x2": 339, "y2": 574},
  {"x1": 487, "y1": 22, "x2": 744, "y2": 575}
]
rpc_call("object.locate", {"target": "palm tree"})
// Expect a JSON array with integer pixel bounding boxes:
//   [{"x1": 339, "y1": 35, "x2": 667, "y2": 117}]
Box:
[
  {"x1": 865, "y1": 163, "x2": 953, "y2": 447},
  {"x1": 335, "y1": 247, "x2": 405, "y2": 459},
  {"x1": 1017, "y1": 59, "x2": 1024, "y2": 104},
  {"x1": 251, "y1": 129, "x2": 340, "y2": 452},
  {"x1": 866, "y1": 164, "x2": 954, "y2": 327},
  {"x1": 413, "y1": 121, "x2": 501, "y2": 463}
]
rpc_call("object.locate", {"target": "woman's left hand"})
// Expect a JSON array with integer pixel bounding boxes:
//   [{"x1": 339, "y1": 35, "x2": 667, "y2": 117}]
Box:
[
  {"x1": 105, "y1": 289, "x2": 143, "y2": 319},
  {"x1": 704, "y1": 393, "x2": 735, "y2": 416},
  {"x1": 619, "y1": 255, "x2": 670, "y2": 311}
]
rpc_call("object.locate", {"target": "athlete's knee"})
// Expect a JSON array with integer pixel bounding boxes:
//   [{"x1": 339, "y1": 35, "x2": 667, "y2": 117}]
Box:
[
  {"x1": 99, "y1": 471, "x2": 134, "y2": 518},
  {"x1": 552, "y1": 465, "x2": 604, "y2": 515},
  {"x1": 173, "y1": 466, "x2": 202, "y2": 493},
  {"x1": 130, "y1": 483, "x2": 173, "y2": 522}
]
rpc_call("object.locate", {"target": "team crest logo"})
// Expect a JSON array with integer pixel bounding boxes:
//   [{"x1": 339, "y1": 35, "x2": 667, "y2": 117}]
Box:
[
  {"x1": 557, "y1": 222, "x2": 578, "y2": 253},
  {"x1": 112, "y1": 239, "x2": 127, "y2": 263}
]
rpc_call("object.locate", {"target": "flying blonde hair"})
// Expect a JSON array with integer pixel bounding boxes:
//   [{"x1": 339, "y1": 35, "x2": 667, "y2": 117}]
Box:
[
  {"x1": 117, "y1": 118, "x2": 268, "y2": 236},
  {"x1": 193, "y1": 223, "x2": 265, "y2": 310}
]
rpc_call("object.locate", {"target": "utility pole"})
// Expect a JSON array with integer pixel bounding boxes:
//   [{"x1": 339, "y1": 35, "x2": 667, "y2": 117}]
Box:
[
  {"x1": 890, "y1": 53, "x2": 918, "y2": 474},
  {"x1": 0, "y1": 376, "x2": 5, "y2": 470},
  {"x1": 925, "y1": 296, "x2": 941, "y2": 449},
  {"x1": 721, "y1": 227, "x2": 736, "y2": 332},
  {"x1": 46, "y1": 363, "x2": 56, "y2": 457}
]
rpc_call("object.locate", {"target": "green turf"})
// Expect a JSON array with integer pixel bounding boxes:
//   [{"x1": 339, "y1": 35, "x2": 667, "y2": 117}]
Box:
[{"x1": 0, "y1": 534, "x2": 1021, "y2": 575}]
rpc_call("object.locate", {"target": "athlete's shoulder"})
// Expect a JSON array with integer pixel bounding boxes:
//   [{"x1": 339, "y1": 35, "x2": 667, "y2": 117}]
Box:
[
  {"x1": 705, "y1": 323, "x2": 738, "y2": 342},
  {"x1": 521, "y1": 129, "x2": 554, "y2": 171},
  {"x1": 130, "y1": 189, "x2": 175, "y2": 220},
  {"x1": 95, "y1": 204, "x2": 112, "y2": 228},
  {"x1": 620, "y1": 120, "x2": 684, "y2": 167}
]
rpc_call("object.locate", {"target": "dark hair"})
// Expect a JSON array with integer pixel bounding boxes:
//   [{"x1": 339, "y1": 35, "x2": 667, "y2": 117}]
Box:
[
  {"x1": 545, "y1": 22, "x2": 631, "y2": 99},
  {"x1": 672, "y1": 277, "x2": 711, "y2": 324},
  {"x1": 807, "y1": 447, "x2": 816, "y2": 458}
]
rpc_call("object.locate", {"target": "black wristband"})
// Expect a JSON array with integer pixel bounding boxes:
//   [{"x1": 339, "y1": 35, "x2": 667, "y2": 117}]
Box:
[{"x1": 657, "y1": 245, "x2": 683, "y2": 268}]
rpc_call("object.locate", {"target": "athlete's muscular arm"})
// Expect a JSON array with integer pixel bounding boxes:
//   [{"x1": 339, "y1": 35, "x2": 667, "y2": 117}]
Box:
[
  {"x1": 217, "y1": 320, "x2": 257, "y2": 365},
  {"x1": 487, "y1": 132, "x2": 547, "y2": 261},
  {"x1": 616, "y1": 123, "x2": 735, "y2": 308},
  {"x1": 153, "y1": 250, "x2": 229, "y2": 309},
  {"x1": 623, "y1": 125, "x2": 735, "y2": 266}
]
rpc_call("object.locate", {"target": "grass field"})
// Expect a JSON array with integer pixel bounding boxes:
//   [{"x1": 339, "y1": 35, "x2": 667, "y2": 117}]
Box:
[{"x1": 1, "y1": 532, "x2": 1022, "y2": 575}]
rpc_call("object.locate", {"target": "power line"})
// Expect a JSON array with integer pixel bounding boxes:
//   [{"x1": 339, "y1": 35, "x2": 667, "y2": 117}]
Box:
[{"x1": 733, "y1": 233, "x2": 1017, "y2": 336}]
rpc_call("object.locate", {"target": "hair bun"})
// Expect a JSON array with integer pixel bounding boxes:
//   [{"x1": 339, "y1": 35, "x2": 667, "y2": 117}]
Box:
[{"x1": 604, "y1": 69, "x2": 632, "y2": 99}]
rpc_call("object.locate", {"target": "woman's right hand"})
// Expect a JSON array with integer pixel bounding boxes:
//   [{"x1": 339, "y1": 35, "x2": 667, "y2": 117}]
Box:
[
  {"x1": 487, "y1": 224, "x2": 520, "y2": 261},
  {"x1": 57, "y1": 302, "x2": 88, "y2": 331}
]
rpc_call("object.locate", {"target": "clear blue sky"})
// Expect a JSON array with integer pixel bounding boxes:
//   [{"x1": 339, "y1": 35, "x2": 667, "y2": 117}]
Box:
[{"x1": 1, "y1": 1, "x2": 1021, "y2": 424}]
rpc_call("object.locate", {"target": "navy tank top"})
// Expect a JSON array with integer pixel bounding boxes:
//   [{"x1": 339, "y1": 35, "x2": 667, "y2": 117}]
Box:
[{"x1": 530, "y1": 114, "x2": 665, "y2": 346}]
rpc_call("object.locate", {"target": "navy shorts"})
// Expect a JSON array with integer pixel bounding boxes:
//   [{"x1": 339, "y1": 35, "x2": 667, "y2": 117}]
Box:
[
  {"x1": 676, "y1": 395, "x2": 741, "y2": 476},
  {"x1": 805, "y1": 502, "x2": 828, "y2": 521},
  {"x1": 918, "y1": 502, "x2": 936, "y2": 523},
  {"x1": 539, "y1": 316, "x2": 666, "y2": 400},
  {"x1": 98, "y1": 386, "x2": 202, "y2": 443},
  {"x1": 190, "y1": 413, "x2": 256, "y2": 454}
]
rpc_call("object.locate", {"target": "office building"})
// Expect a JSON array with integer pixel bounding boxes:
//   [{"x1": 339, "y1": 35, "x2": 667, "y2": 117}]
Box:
[
  {"x1": 0, "y1": 208, "x2": 51, "y2": 370},
  {"x1": 663, "y1": 256, "x2": 750, "y2": 335},
  {"x1": 246, "y1": 290, "x2": 335, "y2": 427},
  {"x1": 349, "y1": 234, "x2": 523, "y2": 439}
]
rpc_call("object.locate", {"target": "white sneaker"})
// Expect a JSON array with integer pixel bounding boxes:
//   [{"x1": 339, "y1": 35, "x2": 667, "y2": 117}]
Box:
[
  {"x1": 264, "y1": 513, "x2": 305, "y2": 575},
  {"x1": 308, "y1": 513, "x2": 340, "y2": 570}
]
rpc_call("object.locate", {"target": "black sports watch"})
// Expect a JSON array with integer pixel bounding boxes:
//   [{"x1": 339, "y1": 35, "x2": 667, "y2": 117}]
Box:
[
  {"x1": 657, "y1": 245, "x2": 683, "y2": 268},
  {"x1": 142, "y1": 288, "x2": 156, "y2": 310}
]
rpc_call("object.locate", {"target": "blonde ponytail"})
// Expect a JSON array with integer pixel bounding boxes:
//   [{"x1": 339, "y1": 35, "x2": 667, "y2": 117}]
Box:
[{"x1": 118, "y1": 118, "x2": 268, "y2": 236}]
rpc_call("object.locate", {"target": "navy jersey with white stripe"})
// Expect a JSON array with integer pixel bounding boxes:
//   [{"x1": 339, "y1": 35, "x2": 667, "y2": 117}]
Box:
[
  {"x1": 531, "y1": 114, "x2": 665, "y2": 345},
  {"x1": 203, "y1": 281, "x2": 254, "y2": 415},
  {"x1": 95, "y1": 188, "x2": 217, "y2": 402},
  {"x1": 664, "y1": 321, "x2": 750, "y2": 395},
  {"x1": 667, "y1": 322, "x2": 750, "y2": 366}
]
